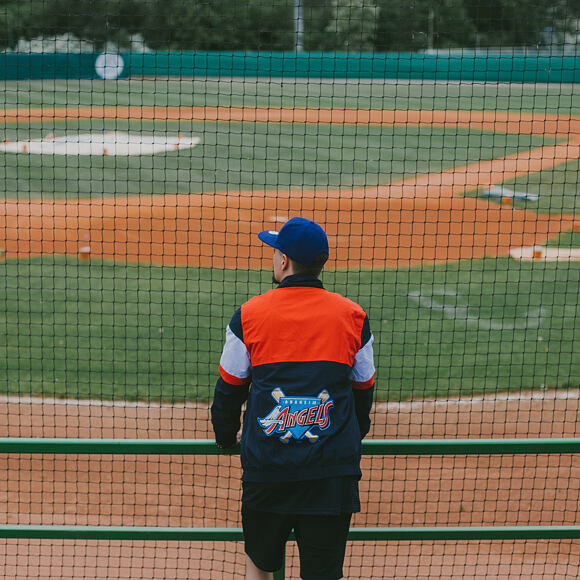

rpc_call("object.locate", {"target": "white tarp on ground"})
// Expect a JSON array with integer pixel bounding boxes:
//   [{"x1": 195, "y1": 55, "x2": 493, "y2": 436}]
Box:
[
  {"x1": 481, "y1": 185, "x2": 539, "y2": 202},
  {"x1": 510, "y1": 246, "x2": 580, "y2": 261},
  {"x1": 0, "y1": 132, "x2": 200, "y2": 155}
]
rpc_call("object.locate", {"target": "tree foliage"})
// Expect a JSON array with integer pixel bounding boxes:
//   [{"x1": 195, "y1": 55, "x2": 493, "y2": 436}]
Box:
[
  {"x1": 324, "y1": 0, "x2": 379, "y2": 52},
  {"x1": 0, "y1": 0, "x2": 578, "y2": 52},
  {"x1": 139, "y1": 0, "x2": 294, "y2": 51}
]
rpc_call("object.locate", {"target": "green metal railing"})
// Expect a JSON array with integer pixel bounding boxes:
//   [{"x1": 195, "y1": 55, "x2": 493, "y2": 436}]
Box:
[
  {"x1": 0, "y1": 437, "x2": 578, "y2": 579},
  {"x1": 0, "y1": 437, "x2": 576, "y2": 455}
]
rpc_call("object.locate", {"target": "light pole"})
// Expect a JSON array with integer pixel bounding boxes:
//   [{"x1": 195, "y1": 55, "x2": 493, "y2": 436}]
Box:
[{"x1": 295, "y1": 0, "x2": 304, "y2": 52}]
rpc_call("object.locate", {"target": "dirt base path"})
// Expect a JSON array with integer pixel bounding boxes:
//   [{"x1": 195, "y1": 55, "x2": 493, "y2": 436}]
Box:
[{"x1": 0, "y1": 194, "x2": 573, "y2": 269}]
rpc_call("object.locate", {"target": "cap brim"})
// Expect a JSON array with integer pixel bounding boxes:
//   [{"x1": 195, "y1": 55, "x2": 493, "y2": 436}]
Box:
[{"x1": 258, "y1": 229, "x2": 280, "y2": 249}]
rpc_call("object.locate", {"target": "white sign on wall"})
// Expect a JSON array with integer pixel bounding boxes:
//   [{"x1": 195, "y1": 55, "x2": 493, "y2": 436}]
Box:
[{"x1": 95, "y1": 52, "x2": 125, "y2": 80}]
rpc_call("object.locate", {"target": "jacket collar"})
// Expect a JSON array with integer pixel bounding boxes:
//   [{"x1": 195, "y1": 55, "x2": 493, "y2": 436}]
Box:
[{"x1": 277, "y1": 274, "x2": 324, "y2": 289}]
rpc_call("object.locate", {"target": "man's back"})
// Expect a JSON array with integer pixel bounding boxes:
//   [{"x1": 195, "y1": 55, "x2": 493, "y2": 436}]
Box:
[
  {"x1": 242, "y1": 282, "x2": 366, "y2": 368},
  {"x1": 235, "y1": 275, "x2": 374, "y2": 483}
]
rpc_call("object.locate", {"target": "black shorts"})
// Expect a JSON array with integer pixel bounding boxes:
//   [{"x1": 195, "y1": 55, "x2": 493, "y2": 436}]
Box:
[{"x1": 242, "y1": 504, "x2": 352, "y2": 580}]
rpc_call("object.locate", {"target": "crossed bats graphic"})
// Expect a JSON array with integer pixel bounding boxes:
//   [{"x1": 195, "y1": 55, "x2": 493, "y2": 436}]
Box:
[{"x1": 270, "y1": 387, "x2": 330, "y2": 444}]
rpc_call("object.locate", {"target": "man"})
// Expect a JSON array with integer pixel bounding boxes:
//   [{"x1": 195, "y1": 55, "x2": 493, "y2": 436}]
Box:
[{"x1": 211, "y1": 216, "x2": 375, "y2": 580}]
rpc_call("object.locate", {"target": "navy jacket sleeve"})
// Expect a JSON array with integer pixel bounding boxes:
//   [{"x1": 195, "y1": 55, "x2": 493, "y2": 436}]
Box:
[
  {"x1": 353, "y1": 386, "x2": 374, "y2": 439},
  {"x1": 211, "y1": 308, "x2": 251, "y2": 448},
  {"x1": 211, "y1": 377, "x2": 249, "y2": 448}
]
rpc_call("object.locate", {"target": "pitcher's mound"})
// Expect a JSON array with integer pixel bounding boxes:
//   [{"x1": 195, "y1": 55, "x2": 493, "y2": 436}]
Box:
[{"x1": 0, "y1": 132, "x2": 200, "y2": 156}]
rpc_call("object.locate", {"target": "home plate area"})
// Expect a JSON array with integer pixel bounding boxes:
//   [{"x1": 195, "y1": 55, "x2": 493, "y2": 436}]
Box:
[{"x1": 0, "y1": 132, "x2": 200, "y2": 155}]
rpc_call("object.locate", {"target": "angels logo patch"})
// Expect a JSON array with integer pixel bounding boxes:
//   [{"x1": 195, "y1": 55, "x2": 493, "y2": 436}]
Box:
[{"x1": 258, "y1": 388, "x2": 334, "y2": 444}]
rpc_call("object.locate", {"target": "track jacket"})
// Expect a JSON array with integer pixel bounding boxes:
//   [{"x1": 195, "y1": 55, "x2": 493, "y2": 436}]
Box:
[{"x1": 211, "y1": 274, "x2": 375, "y2": 483}]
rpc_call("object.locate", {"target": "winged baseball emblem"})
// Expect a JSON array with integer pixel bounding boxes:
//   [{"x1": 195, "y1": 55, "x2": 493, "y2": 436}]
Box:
[{"x1": 258, "y1": 388, "x2": 334, "y2": 444}]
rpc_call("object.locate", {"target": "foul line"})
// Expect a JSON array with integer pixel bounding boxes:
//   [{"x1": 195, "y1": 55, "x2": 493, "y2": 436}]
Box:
[{"x1": 0, "y1": 390, "x2": 577, "y2": 411}]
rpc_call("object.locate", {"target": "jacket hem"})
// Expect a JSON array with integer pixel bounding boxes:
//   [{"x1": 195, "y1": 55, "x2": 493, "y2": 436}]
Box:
[{"x1": 241, "y1": 464, "x2": 362, "y2": 483}]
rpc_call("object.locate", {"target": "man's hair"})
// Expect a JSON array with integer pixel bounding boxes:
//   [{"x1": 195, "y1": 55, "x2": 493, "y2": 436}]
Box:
[{"x1": 289, "y1": 252, "x2": 329, "y2": 278}]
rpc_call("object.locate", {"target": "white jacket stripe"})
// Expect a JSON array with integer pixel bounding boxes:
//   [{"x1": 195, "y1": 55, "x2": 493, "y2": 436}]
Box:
[
  {"x1": 219, "y1": 325, "x2": 251, "y2": 379},
  {"x1": 350, "y1": 334, "x2": 375, "y2": 383}
]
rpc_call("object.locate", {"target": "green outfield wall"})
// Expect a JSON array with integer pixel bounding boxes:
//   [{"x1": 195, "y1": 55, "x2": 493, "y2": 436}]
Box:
[
  {"x1": 1, "y1": 51, "x2": 579, "y2": 82},
  {"x1": 0, "y1": 52, "x2": 103, "y2": 80}
]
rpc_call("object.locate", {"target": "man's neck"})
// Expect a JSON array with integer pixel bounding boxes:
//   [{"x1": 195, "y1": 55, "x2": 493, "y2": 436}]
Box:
[{"x1": 277, "y1": 273, "x2": 323, "y2": 289}]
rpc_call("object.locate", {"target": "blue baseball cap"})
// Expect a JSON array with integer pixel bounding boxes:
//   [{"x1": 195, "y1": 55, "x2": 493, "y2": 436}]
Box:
[{"x1": 258, "y1": 217, "x2": 329, "y2": 266}]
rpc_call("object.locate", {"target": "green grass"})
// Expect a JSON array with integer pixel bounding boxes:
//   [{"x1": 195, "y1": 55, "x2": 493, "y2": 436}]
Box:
[
  {"x1": 0, "y1": 119, "x2": 551, "y2": 199},
  {"x1": 0, "y1": 78, "x2": 578, "y2": 403},
  {"x1": 0, "y1": 256, "x2": 577, "y2": 403},
  {"x1": 357, "y1": 258, "x2": 580, "y2": 400},
  {"x1": 1, "y1": 78, "x2": 580, "y2": 114},
  {"x1": 546, "y1": 230, "x2": 580, "y2": 249},
  {"x1": 0, "y1": 257, "x2": 262, "y2": 402}
]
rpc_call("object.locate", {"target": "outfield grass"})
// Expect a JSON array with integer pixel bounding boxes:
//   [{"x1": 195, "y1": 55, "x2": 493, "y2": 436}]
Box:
[
  {"x1": 0, "y1": 256, "x2": 577, "y2": 403},
  {"x1": 1, "y1": 78, "x2": 580, "y2": 114},
  {"x1": 0, "y1": 119, "x2": 551, "y2": 199}
]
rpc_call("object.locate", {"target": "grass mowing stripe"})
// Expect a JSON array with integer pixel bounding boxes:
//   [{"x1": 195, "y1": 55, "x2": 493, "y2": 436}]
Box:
[
  {"x1": 0, "y1": 256, "x2": 577, "y2": 403},
  {"x1": 1, "y1": 79, "x2": 580, "y2": 113}
]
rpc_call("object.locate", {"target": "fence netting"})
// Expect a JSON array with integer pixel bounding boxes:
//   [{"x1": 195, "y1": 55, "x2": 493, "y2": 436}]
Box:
[{"x1": 0, "y1": 0, "x2": 579, "y2": 578}]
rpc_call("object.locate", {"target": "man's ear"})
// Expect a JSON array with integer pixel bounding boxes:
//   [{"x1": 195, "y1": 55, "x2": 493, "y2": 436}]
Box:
[{"x1": 280, "y1": 253, "x2": 290, "y2": 271}]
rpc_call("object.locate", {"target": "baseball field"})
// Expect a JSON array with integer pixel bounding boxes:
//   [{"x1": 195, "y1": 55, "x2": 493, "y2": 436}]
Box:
[{"x1": 0, "y1": 77, "x2": 579, "y2": 578}]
